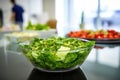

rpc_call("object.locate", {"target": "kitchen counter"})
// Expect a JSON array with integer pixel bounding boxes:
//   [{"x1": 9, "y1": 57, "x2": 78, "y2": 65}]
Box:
[
  {"x1": 0, "y1": 33, "x2": 120, "y2": 80},
  {"x1": 0, "y1": 46, "x2": 87, "y2": 80}
]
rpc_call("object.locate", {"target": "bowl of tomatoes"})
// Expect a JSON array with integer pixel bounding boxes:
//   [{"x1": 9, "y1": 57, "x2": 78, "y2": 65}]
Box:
[{"x1": 67, "y1": 29, "x2": 120, "y2": 44}]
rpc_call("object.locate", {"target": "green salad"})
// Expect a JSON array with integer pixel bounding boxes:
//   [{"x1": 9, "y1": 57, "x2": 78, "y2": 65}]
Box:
[
  {"x1": 20, "y1": 37, "x2": 95, "y2": 70},
  {"x1": 26, "y1": 21, "x2": 50, "y2": 30}
]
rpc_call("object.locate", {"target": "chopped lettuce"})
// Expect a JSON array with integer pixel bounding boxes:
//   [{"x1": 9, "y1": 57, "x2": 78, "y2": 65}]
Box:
[
  {"x1": 56, "y1": 46, "x2": 70, "y2": 61},
  {"x1": 20, "y1": 37, "x2": 95, "y2": 70},
  {"x1": 26, "y1": 21, "x2": 50, "y2": 30}
]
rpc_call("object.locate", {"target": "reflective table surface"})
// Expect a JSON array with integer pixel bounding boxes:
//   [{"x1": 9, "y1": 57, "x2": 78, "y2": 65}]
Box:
[
  {"x1": 28, "y1": 68, "x2": 86, "y2": 80},
  {"x1": 0, "y1": 46, "x2": 87, "y2": 80},
  {"x1": 1, "y1": 34, "x2": 120, "y2": 80}
]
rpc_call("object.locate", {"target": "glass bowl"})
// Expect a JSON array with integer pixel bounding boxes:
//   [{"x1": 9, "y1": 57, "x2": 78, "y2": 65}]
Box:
[{"x1": 20, "y1": 37, "x2": 95, "y2": 72}]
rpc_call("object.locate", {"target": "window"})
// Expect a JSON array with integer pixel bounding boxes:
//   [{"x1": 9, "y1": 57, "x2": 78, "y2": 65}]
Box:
[{"x1": 55, "y1": 0, "x2": 98, "y2": 30}]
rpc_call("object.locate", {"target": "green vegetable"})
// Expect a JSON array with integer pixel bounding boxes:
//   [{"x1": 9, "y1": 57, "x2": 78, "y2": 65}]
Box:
[
  {"x1": 26, "y1": 21, "x2": 50, "y2": 30},
  {"x1": 20, "y1": 37, "x2": 95, "y2": 70}
]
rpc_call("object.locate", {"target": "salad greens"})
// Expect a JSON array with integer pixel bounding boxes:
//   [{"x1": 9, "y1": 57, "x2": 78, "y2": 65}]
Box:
[
  {"x1": 25, "y1": 21, "x2": 50, "y2": 30},
  {"x1": 20, "y1": 37, "x2": 95, "y2": 70}
]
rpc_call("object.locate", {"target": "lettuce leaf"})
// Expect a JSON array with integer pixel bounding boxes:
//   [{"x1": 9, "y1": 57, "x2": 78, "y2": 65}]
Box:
[{"x1": 20, "y1": 37, "x2": 95, "y2": 70}]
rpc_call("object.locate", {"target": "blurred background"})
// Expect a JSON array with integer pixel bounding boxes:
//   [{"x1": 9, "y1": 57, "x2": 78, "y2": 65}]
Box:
[
  {"x1": 0, "y1": 0, "x2": 120, "y2": 80},
  {"x1": 1, "y1": 0, "x2": 120, "y2": 34}
]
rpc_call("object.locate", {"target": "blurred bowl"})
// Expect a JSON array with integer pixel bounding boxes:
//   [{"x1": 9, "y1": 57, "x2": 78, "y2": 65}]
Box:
[
  {"x1": 5, "y1": 32, "x2": 39, "y2": 42},
  {"x1": 24, "y1": 29, "x2": 57, "y2": 39}
]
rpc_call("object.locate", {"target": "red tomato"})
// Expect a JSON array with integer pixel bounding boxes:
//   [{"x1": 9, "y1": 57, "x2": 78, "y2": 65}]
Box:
[
  {"x1": 96, "y1": 35, "x2": 103, "y2": 39},
  {"x1": 80, "y1": 34, "x2": 87, "y2": 38},
  {"x1": 87, "y1": 35, "x2": 94, "y2": 39},
  {"x1": 114, "y1": 35, "x2": 119, "y2": 38},
  {"x1": 107, "y1": 29, "x2": 116, "y2": 33},
  {"x1": 102, "y1": 35, "x2": 107, "y2": 38},
  {"x1": 108, "y1": 35, "x2": 114, "y2": 39},
  {"x1": 94, "y1": 32, "x2": 99, "y2": 38},
  {"x1": 118, "y1": 33, "x2": 120, "y2": 38}
]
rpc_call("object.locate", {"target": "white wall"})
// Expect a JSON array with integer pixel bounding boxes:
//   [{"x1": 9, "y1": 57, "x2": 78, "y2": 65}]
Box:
[
  {"x1": 43, "y1": 0, "x2": 55, "y2": 19},
  {"x1": 29, "y1": 0, "x2": 43, "y2": 15},
  {"x1": 0, "y1": 0, "x2": 12, "y2": 25}
]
